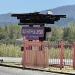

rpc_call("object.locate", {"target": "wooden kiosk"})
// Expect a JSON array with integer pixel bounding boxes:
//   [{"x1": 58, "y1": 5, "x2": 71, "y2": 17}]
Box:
[{"x1": 12, "y1": 12, "x2": 66, "y2": 68}]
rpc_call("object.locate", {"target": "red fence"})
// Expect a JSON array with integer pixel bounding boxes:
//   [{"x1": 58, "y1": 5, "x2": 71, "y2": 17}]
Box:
[
  {"x1": 22, "y1": 40, "x2": 75, "y2": 70},
  {"x1": 49, "y1": 41, "x2": 75, "y2": 70}
]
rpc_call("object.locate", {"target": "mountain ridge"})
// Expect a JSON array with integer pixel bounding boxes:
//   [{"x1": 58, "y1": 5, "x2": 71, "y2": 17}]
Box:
[{"x1": 0, "y1": 5, "x2": 75, "y2": 27}]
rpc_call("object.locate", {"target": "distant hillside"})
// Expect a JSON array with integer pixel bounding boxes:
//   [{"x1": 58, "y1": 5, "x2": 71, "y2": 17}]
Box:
[
  {"x1": 0, "y1": 13, "x2": 18, "y2": 26},
  {"x1": 0, "y1": 5, "x2": 75, "y2": 27},
  {"x1": 51, "y1": 5, "x2": 75, "y2": 27},
  {"x1": 52, "y1": 5, "x2": 75, "y2": 17},
  {"x1": 41, "y1": 5, "x2": 75, "y2": 27}
]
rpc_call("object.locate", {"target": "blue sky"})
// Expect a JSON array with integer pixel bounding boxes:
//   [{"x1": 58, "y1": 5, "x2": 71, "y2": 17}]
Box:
[{"x1": 0, "y1": 0, "x2": 75, "y2": 14}]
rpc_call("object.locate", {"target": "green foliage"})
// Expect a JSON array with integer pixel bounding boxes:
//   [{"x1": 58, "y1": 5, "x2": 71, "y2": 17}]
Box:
[
  {"x1": 0, "y1": 23, "x2": 75, "y2": 44},
  {"x1": 50, "y1": 26, "x2": 64, "y2": 41},
  {"x1": 0, "y1": 23, "x2": 75, "y2": 57},
  {"x1": 0, "y1": 25, "x2": 22, "y2": 44},
  {"x1": 49, "y1": 23, "x2": 75, "y2": 43},
  {"x1": 63, "y1": 23, "x2": 75, "y2": 43}
]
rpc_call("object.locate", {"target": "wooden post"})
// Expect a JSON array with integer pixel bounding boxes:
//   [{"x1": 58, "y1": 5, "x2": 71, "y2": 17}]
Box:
[
  {"x1": 73, "y1": 42, "x2": 75, "y2": 70},
  {"x1": 60, "y1": 41, "x2": 64, "y2": 70},
  {"x1": 22, "y1": 40, "x2": 49, "y2": 68},
  {"x1": 43, "y1": 41, "x2": 49, "y2": 67},
  {"x1": 22, "y1": 38, "x2": 27, "y2": 68}
]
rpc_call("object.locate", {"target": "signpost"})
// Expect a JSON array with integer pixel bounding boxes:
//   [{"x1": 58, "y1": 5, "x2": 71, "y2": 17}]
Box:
[{"x1": 12, "y1": 12, "x2": 66, "y2": 68}]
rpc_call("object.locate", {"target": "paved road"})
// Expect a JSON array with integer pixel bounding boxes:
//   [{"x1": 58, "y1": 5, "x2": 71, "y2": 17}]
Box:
[{"x1": 0, "y1": 66, "x2": 65, "y2": 75}]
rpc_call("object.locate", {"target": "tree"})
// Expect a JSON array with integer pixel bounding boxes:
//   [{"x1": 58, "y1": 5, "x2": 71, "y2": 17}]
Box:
[
  {"x1": 63, "y1": 23, "x2": 75, "y2": 43},
  {"x1": 50, "y1": 26, "x2": 64, "y2": 41},
  {"x1": 0, "y1": 25, "x2": 21, "y2": 44},
  {"x1": 63, "y1": 27, "x2": 70, "y2": 41}
]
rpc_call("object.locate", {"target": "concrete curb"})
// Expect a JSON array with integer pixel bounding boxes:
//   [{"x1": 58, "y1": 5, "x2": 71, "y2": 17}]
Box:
[{"x1": 0, "y1": 63, "x2": 74, "y2": 75}]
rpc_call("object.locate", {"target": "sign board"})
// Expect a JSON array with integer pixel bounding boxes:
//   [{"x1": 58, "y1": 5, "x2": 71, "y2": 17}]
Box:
[{"x1": 22, "y1": 26, "x2": 44, "y2": 40}]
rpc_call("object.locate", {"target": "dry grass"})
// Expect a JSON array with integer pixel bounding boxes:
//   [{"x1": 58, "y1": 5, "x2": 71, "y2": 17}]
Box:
[
  {"x1": 49, "y1": 48, "x2": 72, "y2": 59},
  {"x1": 0, "y1": 44, "x2": 22, "y2": 57}
]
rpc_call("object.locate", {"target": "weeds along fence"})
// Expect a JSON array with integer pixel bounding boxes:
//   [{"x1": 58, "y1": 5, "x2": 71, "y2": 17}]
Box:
[
  {"x1": 0, "y1": 41, "x2": 72, "y2": 58},
  {"x1": 48, "y1": 41, "x2": 72, "y2": 59},
  {"x1": 0, "y1": 44, "x2": 22, "y2": 57},
  {"x1": 1, "y1": 41, "x2": 75, "y2": 69},
  {"x1": 48, "y1": 41, "x2": 75, "y2": 70}
]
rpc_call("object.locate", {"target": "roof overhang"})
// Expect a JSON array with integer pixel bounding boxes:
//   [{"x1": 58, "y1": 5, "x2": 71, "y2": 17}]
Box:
[{"x1": 11, "y1": 12, "x2": 66, "y2": 25}]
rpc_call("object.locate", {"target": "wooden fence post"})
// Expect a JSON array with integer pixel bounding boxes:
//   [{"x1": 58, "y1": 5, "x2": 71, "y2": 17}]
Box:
[
  {"x1": 73, "y1": 42, "x2": 75, "y2": 70},
  {"x1": 60, "y1": 41, "x2": 64, "y2": 70}
]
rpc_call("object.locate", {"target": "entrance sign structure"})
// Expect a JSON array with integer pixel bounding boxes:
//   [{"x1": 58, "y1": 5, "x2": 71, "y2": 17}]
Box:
[{"x1": 12, "y1": 12, "x2": 66, "y2": 68}]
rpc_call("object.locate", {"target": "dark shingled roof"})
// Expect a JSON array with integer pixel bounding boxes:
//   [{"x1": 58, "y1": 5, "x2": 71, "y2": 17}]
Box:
[{"x1": 11, "y1": 12, "x2": 66, "y2": 25}]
